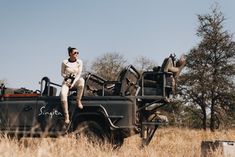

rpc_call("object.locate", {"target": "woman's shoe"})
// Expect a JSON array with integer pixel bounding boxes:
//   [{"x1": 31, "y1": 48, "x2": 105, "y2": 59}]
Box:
[
  {"x1": 64, "y1": 113, "x2": 70, "y2": 124},
  {"x1": 77, "y1": 100, "x2": 83, "y2": 109}
]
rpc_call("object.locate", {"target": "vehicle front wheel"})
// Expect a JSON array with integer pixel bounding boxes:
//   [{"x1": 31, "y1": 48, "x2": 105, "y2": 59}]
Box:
[{"x1": 73, "y1": 121, "x2": 110, "y2": 145}]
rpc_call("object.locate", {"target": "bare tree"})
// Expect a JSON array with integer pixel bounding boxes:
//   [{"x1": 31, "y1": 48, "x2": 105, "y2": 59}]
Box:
[
  {"x1": 133, "y1": 56, "x2": 157, "y2": 73},
  {"x1": 91, "y1": 52, "x2": 127, "y2": 80},
  {"x1": 0, "y1": 79, "x2": 7, "y2": 85}
]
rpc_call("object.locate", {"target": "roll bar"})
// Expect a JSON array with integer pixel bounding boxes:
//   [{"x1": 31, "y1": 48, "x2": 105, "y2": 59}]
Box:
[{"x1": 40, "y1": 77, "x2": 61, "y2": 96}]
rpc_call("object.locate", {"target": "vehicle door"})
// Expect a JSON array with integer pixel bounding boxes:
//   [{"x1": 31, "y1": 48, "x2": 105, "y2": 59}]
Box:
[
  {"x1": 7, "y1": 98, "x2": 38, "y2": 130},
  {"x1": 37, "y1": 97, "x2": 64, "y2": 133}
]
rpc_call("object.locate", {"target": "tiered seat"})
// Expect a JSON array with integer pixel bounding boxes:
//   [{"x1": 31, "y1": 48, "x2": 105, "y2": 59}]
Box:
[{"x1": 83, "y1": 65, "x2": 141, "y2": 96}]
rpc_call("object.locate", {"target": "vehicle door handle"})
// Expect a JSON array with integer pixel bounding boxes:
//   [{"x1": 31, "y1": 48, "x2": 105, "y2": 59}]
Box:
[{"x1": 24, "y1": 105, "x2": 33, "y2": 111}]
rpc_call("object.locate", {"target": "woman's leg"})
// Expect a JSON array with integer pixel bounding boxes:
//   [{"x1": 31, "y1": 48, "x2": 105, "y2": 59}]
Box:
[
  {"x1": 74, "y1": 78, "x2": 85, "y2": 109},
  {"x1": 61, "y1": 84, "x2": 70, "y2": 124}
]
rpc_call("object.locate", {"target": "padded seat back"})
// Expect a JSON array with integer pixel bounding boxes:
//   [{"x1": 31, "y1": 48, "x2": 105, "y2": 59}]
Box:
[
  {"x1": 83, "y1": 73, "x2": 111, "y2": 96},
  {"x1": 113, "y1": 65, "x2": 140, "y2": 96}
]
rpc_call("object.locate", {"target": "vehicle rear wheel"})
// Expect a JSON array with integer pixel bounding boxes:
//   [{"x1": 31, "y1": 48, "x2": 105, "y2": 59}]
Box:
[{"x1": 74, "y1": 121, "x2": 109, "y2": 145}]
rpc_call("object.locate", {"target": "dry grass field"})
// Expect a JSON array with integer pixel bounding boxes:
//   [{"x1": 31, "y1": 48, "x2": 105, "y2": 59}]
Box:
[{"x1": 0, "y1": 127, "x2": 234, "y2": 157}]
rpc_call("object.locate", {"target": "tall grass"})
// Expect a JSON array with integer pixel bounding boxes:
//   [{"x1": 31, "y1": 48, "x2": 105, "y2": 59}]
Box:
[{"x1": 0, "y1": 127, "x2": 234, "y2": 157}]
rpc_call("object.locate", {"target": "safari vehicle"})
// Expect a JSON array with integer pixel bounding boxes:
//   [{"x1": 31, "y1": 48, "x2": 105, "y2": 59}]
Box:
[{"x1": 0, "y1": 64, "x2": 174, "y2": 147}]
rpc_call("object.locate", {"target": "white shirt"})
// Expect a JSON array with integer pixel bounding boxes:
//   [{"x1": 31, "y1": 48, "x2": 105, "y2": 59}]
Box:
[{"x1": 61, "y1": 59, "x2": 83, "y2": 86}]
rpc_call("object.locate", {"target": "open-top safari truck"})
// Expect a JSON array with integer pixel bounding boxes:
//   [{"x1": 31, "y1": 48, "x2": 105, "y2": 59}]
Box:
[{"x1": 0, "y1": 64, "x2": 175, "y2": 147}]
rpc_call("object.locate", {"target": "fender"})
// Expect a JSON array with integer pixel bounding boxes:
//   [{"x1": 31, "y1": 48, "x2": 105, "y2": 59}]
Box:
[{"x1": 72, "y1": 105, "x2": 121, "y2": 130}]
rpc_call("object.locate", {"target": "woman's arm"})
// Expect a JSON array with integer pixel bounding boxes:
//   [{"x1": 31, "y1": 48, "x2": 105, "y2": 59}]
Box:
[
  {"x1": 71, "y1": 60, "x2": 83, "y2": 87},
  {"x1": 61, "y1": 61, "x2": 67, "y2": 78}
]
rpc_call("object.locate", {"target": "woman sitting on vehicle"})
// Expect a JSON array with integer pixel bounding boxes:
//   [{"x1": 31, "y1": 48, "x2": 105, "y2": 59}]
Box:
[{"x1": 60, "y1": 46, "x2": 84, "y2": 124}]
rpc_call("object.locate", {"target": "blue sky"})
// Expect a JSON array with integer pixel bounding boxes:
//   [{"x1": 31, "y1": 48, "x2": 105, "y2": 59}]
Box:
[{"x1": 1, "y1": 0, "x2": 235, "y2": 90}]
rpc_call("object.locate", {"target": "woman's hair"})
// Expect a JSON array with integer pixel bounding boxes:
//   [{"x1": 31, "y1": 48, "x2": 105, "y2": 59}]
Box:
[{"x1": 67, "y1": 46, "x2": 77, "y2": 55}]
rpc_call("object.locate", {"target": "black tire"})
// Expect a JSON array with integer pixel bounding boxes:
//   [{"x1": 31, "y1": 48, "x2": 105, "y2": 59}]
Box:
[
  {"x1": 74, "y1": 121, "x2": 109, "y2": 144},
  {"x1": 111, "y1": 134, "x2": 124, "y2": 149}
]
